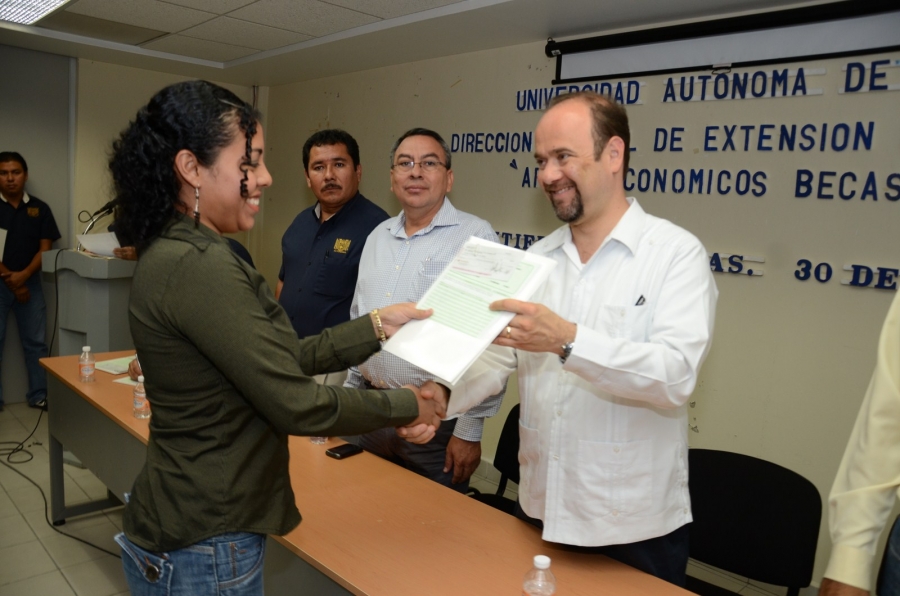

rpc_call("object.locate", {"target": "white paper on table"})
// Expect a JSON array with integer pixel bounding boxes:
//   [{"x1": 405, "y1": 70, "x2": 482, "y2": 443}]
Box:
[
  {"x1": 113, "y1": 376, "x2": 139, "y2": 387},
  {"x1": 96, "y1": 355, "x2": 135, "y2": 375},
  {"x1": 77, "y1": 232, "x2": 120, "y2": 258},
  {"x1": 383, "y1": 236, "x2": 556, "y2": 387},
  {"x1": 0, "y1": 228, "x2": 6, "y2": 261}
]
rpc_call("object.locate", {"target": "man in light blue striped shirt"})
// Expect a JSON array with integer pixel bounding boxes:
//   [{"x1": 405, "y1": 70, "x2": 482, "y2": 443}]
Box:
[{"x1": 346, "y1": 128, "x2": 504, "y2": 492}]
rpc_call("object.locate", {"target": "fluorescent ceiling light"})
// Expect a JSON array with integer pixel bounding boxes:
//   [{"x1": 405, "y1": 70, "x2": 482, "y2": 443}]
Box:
[{"x1": 0, "y1": 0, "x2": 70, "y2": 25}]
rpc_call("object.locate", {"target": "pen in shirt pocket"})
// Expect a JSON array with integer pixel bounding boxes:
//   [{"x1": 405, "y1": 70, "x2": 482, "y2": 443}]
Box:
[{"x1": 635, "y1": 295, "x2": 646, "y2": 306}]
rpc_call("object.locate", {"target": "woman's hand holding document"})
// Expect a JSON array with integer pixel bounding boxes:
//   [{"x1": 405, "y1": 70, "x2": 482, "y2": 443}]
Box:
[{"x1": 382, "y1": 236, "x2": 556, "y2": 386}]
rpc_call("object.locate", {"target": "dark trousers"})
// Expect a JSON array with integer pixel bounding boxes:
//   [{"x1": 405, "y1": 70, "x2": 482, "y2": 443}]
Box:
[
  {"x1": 0, "y1": 276, "x2": 49, "y2": 407},
  {"x1": 878, "y1": 514, "x2": 900, "y2": 596},
  {"x1": 355, "y1": 418, "x2": 468, "y2": 493},
  {"x1": 515, "y1": 502, "x2": 689, "y2": 586}
]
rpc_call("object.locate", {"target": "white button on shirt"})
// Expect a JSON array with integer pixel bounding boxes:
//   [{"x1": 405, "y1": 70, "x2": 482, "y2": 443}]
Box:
[{"x1": 453, "y1": 198, "x2": 718, "y2": 547}]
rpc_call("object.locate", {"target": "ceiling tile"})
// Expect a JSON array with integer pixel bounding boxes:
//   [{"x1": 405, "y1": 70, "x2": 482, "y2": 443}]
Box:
[
  {"x1": 180, "y1": 16, "x2": 310, "y2": 51},
  {"x1": 323, "y1": 0, "x2": 463, "y2": 20},
  {"x1": 36, "y1": 10, "x2": 166, "y2": 45},
  {"x1": 161, "y1": 0, "x2": 259, "y2": 14},
  {"x1": 66, "y1": 0, "x2": 215, "y2": 33},
  {"x1": 228, "y1": 0, "x2": 379, "y2": 38},
  {"x1": 142, "y1": 34, "x2": 258, "y2": 61}
]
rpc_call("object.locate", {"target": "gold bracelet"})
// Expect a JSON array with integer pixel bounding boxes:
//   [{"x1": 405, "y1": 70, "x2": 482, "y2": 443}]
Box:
[{"x1": 372, "y1": 309, "x2": 387, "y2": 342}]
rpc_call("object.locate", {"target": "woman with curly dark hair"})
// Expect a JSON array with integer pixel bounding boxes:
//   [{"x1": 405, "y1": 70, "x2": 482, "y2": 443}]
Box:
[{"x1": 109, "y1": 80, "x2": 446, "y2": 596}]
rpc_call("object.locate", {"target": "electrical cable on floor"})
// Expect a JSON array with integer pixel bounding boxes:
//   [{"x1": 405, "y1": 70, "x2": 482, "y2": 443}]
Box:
[
  {"x1": 0, "y1": 407, "x2": 42, "y2": 463},
  {"x1": 0, "y1": 409, "x2": 121, "y2": 559},
  {"x1": 0, "y1": 249, "x2": 122, "y2": 558}
]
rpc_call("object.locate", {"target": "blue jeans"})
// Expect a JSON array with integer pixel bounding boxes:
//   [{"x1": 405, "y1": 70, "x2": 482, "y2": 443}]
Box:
[
  {"x1": 0, "y1": 276, "x2": 49, "y2": 407},
  {"x1": 515, "y1": 502, "x2": 689, "y2": 586},
  {"x1": 878, "y1": 515, "x2": 900, "y2": 596},
  {"x1": 115, "y1": 532, "x2": 266, "y2": 596}
]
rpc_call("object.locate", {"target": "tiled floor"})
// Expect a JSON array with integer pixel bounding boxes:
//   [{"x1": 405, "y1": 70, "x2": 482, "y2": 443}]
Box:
[{"x1": 0, "y1": 402, "x2": 129, "y2": 596}]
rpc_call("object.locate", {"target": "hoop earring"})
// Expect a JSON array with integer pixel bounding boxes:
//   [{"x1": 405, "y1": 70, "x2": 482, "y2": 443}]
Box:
[{"x1": 193, "y1": 187, "x2": 200, "y2": 228}]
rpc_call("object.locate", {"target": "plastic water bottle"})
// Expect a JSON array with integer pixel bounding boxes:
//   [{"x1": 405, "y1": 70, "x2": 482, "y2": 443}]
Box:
[
  {"x1": 523, "y1": 555, "x2": 556, "y2": 596},
  {"x1": 133, "y1": 375, "x2": 150, "y2": 419},
  {"x1": 79, "y1": 346, "x2": 95, "y2": 383}
]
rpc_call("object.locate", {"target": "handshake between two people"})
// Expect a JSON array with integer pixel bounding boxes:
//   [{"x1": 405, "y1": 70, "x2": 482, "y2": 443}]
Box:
[{"x1": 398, "y1": 380, "x2": 449, "y2": 445}]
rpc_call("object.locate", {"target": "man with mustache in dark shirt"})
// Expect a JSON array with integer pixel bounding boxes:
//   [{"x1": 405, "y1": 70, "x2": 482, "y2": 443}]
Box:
[{"x1": 277, "y1": 130, "x2": 389, "y2": 346}]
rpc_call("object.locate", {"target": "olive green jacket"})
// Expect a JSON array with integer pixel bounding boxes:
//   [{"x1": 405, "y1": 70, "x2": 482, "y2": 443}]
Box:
[{"x1": 123, "y1": 215, "x2": 418, "y2": 552}]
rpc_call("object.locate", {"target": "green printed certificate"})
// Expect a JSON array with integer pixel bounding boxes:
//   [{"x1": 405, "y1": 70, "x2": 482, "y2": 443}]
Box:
[{"x1": 383, "y1": 236, "x2": 556, "y2": 384}]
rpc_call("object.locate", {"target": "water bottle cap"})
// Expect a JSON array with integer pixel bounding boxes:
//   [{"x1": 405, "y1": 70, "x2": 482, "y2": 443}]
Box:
[
  {"x1": 137, "y1": 375, "x2": 144, "y2": 383},
  {"x1": 534, "y1": 555, "x2": 551, "y2": 569},
  {"x1": 83, "y1": 346, "x2": 91, "y2": 351}
]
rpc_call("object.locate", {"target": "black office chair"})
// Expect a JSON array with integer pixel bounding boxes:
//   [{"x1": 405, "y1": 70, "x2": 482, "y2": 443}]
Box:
[
  {"x1": 468, "y1": 404, "x2": 520, "y2": 515},
  {"x1": 686, "y1": 449, "x2": 821, "y2": 596}
]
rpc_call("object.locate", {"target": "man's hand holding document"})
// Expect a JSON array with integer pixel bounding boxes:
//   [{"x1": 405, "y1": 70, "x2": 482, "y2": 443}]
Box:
[
  {"x1": 77, "y1": 232, "x2": 121, "y2": 258},
  {"x1": 383, "y1": 237, "x2": 555, "y2": 401}
]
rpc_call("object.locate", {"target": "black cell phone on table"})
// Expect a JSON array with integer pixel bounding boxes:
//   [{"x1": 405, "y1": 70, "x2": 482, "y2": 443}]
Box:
[{"x1": 325, "y1": 443, "x2": 364, "y2": 460}]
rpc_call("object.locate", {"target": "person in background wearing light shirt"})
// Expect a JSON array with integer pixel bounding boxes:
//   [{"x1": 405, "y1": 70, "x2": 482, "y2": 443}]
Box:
[
  {"x1": 345, "y1": 128, "x2": 505, "y2": 492},
  {"x1": 820, "y1": 291, "x2": 900, "y2": 596}
]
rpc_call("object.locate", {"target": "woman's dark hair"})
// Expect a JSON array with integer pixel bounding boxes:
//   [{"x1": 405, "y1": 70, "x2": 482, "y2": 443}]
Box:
[{"x1": 109, "y1": 80, "x2": 261, "y2": 252}]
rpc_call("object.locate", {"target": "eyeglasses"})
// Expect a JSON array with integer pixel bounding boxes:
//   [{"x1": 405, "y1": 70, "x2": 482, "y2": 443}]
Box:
[{"x1": 391, "y1": 160, "x2": 447, "y2": 173}]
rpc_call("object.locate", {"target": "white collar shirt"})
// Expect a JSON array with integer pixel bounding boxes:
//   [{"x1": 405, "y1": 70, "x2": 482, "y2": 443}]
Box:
[
  {"x1": 452, "y1": 198, "x2": 717, "y2": 546},
  {"x1": 0, "y1": 191, "x2": 30, "y2": 204}
]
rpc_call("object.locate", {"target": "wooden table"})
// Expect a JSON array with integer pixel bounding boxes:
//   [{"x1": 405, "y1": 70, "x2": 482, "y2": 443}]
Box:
[
  {"x1": 44, "y1": 350, "x2": 144, "y2": 524},
  {"x1": 42, "y1": 351, "x2": 690, "y2": 596}
]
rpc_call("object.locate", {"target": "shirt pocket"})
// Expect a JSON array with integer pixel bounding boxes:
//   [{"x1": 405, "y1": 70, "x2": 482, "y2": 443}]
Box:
[
  {"x1": 574, "y1": 438, "x2": 653, "y2": 519},
  {"x1": 313, "y1": 251, "x2": 358, "y2": 298},
  {"x1": 413, "y1": 258, "x2": 449, "y2": 297},
  {"x1": 598, "y1": 304, "x2": 651, "y2": 341}
]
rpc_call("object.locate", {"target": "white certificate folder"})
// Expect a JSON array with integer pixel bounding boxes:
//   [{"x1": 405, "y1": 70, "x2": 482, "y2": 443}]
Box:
[{"x1": 383, "y1": 236, "x2": 556, "y2": 384}]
